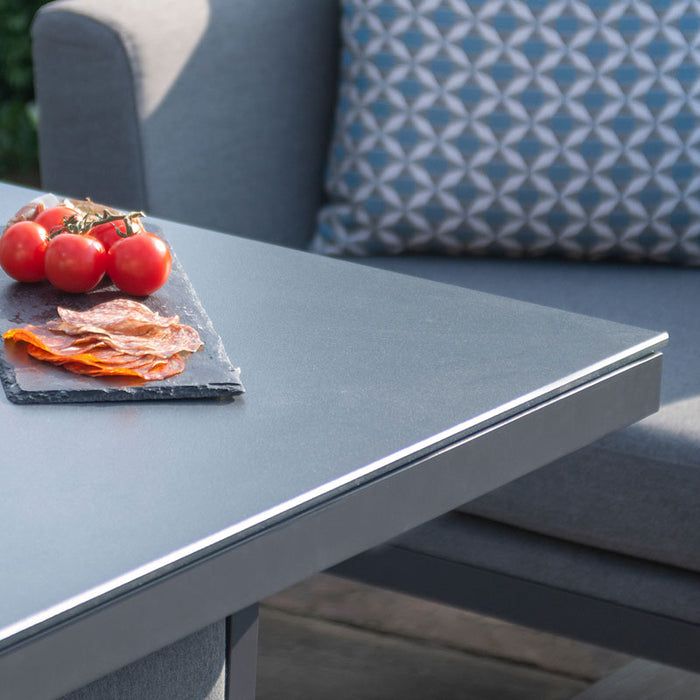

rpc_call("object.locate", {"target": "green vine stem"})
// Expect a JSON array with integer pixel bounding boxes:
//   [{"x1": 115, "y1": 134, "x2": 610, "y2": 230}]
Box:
[{"x1": 48, "y1": 209, "x2": 145, "y2": 239}]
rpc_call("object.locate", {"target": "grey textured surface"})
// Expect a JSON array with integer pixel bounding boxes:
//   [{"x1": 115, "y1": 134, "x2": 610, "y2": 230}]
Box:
[
  {"x1": 0, "y1": 245, "x2": 242, "y2": 403},
  {"x1": 0, "y1": 183, "x2": 664, "y2": 697},
  {"x1": 57, "y1": 622, "x2": 225, "y2": 700},
  {"x1": 0, "y1": 187, "x2": 665, "y2": 637}
]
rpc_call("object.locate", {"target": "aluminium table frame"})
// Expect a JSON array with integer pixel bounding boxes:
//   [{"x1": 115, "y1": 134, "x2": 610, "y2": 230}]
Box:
[{"x1": 2, "y1": 351, "x2": 662, "y2": 699}]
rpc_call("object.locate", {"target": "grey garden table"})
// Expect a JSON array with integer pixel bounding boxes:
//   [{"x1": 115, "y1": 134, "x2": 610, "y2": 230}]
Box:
[{"x1": 0, "y1": 182, "x2": 667, "y2": 699}]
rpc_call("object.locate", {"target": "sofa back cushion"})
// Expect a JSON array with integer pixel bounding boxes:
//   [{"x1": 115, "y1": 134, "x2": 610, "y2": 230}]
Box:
[{"x1": 312, "y1": 0, "x2": 700, "y2": 263}]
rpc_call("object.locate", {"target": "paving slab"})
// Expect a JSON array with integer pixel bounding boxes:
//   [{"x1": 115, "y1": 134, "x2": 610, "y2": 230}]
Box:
[
  {"x1": 257, "y1": 608, "x2": 587, "y2": 700},
  {"x1": 264, "y1": 574, "x2": 631, "y2": 682}
]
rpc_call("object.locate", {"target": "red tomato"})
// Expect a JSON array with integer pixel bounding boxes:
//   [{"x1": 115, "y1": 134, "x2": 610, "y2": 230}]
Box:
[
  {"x1": 90, "y1": 218, "x2": 142, "y2": 251},
  {"x1": 0, "y1": 221, "x2": 48, "y2": 282},
  {"x1": 107, "y1": 233, "x2": 171, "y2": 296},
  {"x1": 34, "y1": 206, "x2": 79, "y2": 236},
  {"x1": 44, "y1": 234, "x2": 107, "y2": 293}
]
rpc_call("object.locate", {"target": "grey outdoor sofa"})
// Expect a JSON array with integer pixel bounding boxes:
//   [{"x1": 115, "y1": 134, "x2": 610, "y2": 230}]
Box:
[{"x1": 31, "y1": 0, "x2": 700, "y2": 697}]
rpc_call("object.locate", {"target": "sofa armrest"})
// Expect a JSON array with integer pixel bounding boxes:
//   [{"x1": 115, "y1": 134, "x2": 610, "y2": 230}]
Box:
[
  {"x1": 32, "y1": 0, "x2": 340, "y2": 248},
  {"x1": 32, "y1": 1, "x2": 151, "y2": 214}
]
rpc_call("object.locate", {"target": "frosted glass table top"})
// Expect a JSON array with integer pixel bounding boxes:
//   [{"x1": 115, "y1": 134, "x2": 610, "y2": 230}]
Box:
[{"x1": 0, "y1": 182, "x2": 667, "y2": 654}]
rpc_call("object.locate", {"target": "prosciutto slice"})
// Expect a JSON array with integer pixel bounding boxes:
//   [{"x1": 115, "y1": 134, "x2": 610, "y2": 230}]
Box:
[{"x1": 3, "y1": 299, "x2": 202, "y2": 381}]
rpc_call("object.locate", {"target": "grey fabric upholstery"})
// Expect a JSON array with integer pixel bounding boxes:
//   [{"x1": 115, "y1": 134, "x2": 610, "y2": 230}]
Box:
[
  {"x1": 390, "y1": 512, "x2": 700, "y2": 627},
  {"x1": 32, "y1": 4, "x2": 145, "y2": 213},
  {"x1": 58, "y1": 621, "x2": 225, "y2": 700},
  {"x1": 361, "y1": 256, "x2": 700, "y2": 573},
  {"x1": 32, "y1": 0, "x2": 340, "y2": 248},
  {"x1": 332, "y1": 511, "x2": 700, "y2": 671}
]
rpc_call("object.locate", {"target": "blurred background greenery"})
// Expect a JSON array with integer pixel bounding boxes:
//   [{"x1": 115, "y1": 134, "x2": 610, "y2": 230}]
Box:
[{"x1": 0, "y1": 0, "x2": 49, "y2": 185}]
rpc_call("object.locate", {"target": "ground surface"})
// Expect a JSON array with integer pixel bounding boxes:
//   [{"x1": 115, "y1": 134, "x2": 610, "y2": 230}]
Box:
[{"x1": 257, "y1": 574, "x2": 631, "y2": 699}]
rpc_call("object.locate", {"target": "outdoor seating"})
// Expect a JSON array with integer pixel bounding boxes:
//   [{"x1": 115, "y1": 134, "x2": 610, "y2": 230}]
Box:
[{"x1": 31, "y1": 0, "x2": 700, "y2": 696}]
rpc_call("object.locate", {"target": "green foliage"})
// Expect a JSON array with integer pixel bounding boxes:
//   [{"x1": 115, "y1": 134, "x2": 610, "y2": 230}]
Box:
[{"x1": 0, "y1": 0, "x2": 49, "y2": 181}]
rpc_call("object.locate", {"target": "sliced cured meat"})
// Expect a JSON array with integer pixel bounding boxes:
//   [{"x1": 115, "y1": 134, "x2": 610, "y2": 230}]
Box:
[
  {"x1": 7, "y1": 194, "x2": 126, "y2": 230},
  {"x1": 3, "y1": 325, "x2": 86, "y2": 356},
  {"x1": 6, "y1": 201, "x2": 44, "y2": 228},
  {"x1": 91, "y1": 324, "x2": 203, "y2": 357},
  {"x1": 51, "y1": 299, "x2": 179, "y2": 334},
  {"x1": 47, "y1": 321, "x2": 202, "y2": 357},
  {"x1": 3, "y1": 299, "x2": 202, "y2": 381},
  {"x1": 27, "y1": 345, "x2": 185, "y2": 379},
  {"x1": 26, "y1": 345, "x2": 145, "y2": 377}
]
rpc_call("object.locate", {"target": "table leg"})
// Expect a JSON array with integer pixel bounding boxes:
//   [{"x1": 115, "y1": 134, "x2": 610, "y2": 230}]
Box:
[{"x1": 226, "y1": 604, "x2": 259, "y2": 700}]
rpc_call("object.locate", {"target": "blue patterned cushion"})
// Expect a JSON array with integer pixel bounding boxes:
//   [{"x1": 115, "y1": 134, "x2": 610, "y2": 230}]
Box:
[{"x1": 312, "y1": 0, "x2": 700, "y2": 264}]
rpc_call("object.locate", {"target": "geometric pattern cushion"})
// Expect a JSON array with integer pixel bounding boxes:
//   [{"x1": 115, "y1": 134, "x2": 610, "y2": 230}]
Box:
[{"x1": 312, "y1": 0, "x2": 700, "y2": 264}]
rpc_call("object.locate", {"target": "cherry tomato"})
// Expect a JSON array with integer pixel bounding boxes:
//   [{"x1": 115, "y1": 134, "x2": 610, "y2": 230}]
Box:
[
  {"x1": 0, "y1": 221, "x2": 48, "y2": 282},
  {"x1": 107, "y1": 233, "x2": 171, "y2": 296},
  {"x1": 34, "y1": 206, "x2": 79, "y2": 236},
  {"x1": 90, "y1": 218, "x2": 142, "y2": 251},
  {"x1": 44, "y1": 234, "x2": 107, "y2": 293}
]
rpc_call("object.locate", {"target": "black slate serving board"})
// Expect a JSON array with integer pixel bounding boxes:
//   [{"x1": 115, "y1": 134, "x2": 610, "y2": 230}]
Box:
[{"x1": 0, "y1": 236, "x2": 244, "y2": 404}]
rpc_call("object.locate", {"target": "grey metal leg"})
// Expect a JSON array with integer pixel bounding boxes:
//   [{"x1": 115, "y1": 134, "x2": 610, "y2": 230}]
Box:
[{"x1": 226, "y1": 604, "x2": 259, "y2": 700}]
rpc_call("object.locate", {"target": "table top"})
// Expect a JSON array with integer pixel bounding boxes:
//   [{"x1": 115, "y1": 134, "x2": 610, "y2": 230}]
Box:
[{"x1": 0, "y1": 183, "x2": 667, "y2": 675}]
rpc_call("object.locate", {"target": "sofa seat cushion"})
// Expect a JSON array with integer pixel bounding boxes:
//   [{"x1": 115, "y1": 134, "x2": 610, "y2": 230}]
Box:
[
  {"x1": 388, "y1": 511, "x2": 700, "y2": 628},
  {"x1": 356, "y1": 255, "x2": 700, "y2": 572}
]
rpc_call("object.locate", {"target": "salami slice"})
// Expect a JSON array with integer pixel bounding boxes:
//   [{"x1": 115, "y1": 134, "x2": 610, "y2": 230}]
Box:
[
  {"x1": 6, "y1": 194, "x2": 127, "y2": 231},
  {"x1": 5, "y1": 201, "x2": 44, "y2": 229},
  {"x1": 26, "y1": 345, "x2": 146, "y2": 377},
  {"x1": 3, "y1": 299, "x2": 202, "y2": 381},
  {"x1": 51, "y1": 299, "x2": 180, "y2": 334}
]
